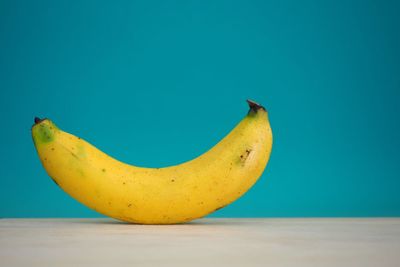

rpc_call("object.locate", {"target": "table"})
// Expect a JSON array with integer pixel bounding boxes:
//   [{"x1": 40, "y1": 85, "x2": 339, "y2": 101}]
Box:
[{"x1": 1, "y1": 218, "x2": 399, "y2": 266}]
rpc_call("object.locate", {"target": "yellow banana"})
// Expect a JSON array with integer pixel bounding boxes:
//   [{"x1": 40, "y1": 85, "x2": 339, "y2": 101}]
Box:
[{"x1": 32, "y1": 100, "x2": 273, "y2": 224}]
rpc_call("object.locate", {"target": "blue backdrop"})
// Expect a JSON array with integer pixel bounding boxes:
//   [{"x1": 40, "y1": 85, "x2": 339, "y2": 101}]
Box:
[{"x1": 1, "y1": 0, "x2": 399, "y2": 218}]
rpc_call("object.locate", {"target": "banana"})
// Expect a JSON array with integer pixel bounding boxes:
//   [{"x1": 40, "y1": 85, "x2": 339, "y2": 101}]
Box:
[{"x1": 32, "y1": 100, "x2": 273, "y2": 224}]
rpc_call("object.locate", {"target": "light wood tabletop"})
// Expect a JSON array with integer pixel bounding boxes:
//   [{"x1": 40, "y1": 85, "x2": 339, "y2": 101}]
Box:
[{"x1": 1, "y1": 218, "x2": 399, "y2": 267}]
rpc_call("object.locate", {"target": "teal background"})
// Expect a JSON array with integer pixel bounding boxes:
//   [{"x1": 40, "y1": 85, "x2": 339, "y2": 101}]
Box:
[{"x1": 1, "y1": 0, "x2": 399, "y2": 218}]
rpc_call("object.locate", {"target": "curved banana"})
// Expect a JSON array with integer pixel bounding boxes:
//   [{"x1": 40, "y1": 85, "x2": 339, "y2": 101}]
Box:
[{"x1": 32, "y1": 100, "x2": 273, "y2": 224}]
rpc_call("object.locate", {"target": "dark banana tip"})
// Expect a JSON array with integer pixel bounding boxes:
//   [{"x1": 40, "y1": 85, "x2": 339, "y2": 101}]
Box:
[
  {"x1": 34, "y1": 117, "x2": 47, "y2": 125},
  {"x1": 34, "y1": 117, "x2": 42, "y2": 124},
  {"x1": 246, "y1": 99, "x2": 266, "y2": 113}
]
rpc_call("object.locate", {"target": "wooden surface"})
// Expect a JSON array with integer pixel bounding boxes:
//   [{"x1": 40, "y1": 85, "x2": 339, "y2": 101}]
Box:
[{"x1": 1, "y1": 218, "x2": 399, "y2": 267}]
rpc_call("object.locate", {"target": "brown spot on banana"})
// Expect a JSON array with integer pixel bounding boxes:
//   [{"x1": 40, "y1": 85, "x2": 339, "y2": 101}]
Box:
[{"x1": 238, "y1": 148, "x2": 252, "y2": 166}]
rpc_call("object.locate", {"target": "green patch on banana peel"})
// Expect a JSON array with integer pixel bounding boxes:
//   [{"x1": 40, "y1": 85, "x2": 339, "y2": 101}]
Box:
[{"x1": 32, "y1": 119, "x2": 58, "y2": 145}]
